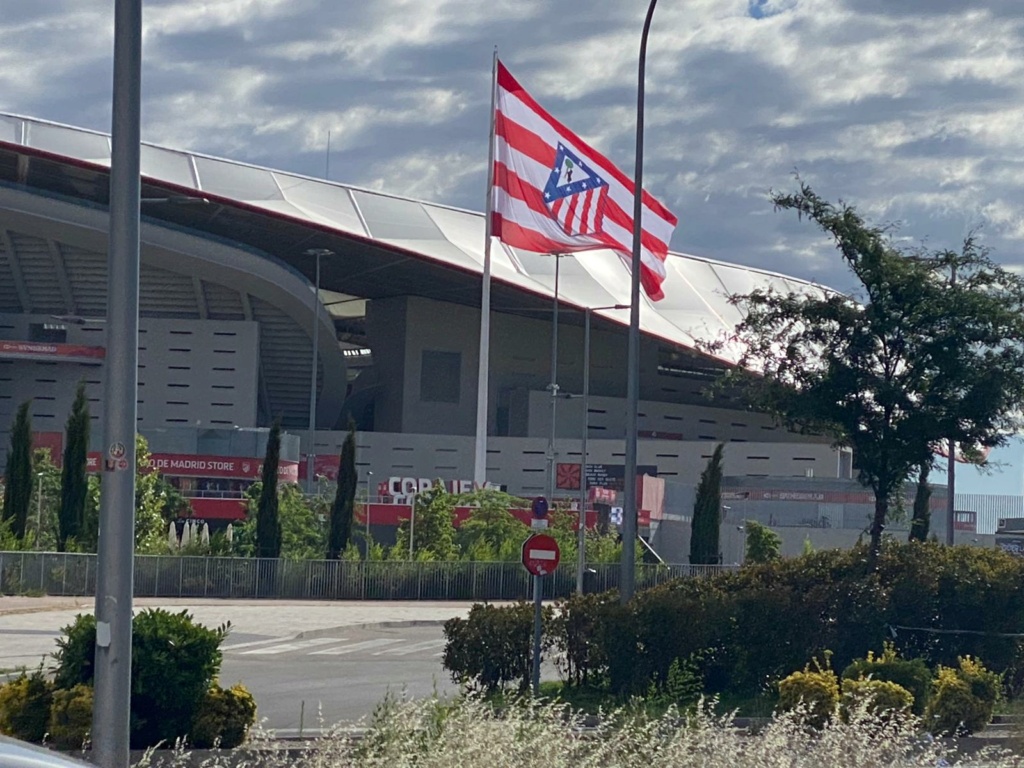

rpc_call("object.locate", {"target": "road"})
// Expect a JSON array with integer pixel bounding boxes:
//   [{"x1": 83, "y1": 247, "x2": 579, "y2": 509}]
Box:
[
  {"x1": 0, "y1": 598, "x2": 470, "y2": 732},
  {"x1": 221, "y1": 623, "x2": 455, "y2": 731}
]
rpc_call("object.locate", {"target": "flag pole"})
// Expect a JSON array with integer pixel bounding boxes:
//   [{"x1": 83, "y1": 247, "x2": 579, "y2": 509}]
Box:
[
  {"x1": 621, "y1": 0, "x2": 659, "y2": 604},
  {"x1": 474, "y1": 49, "x2": 499, "y2": 488}
]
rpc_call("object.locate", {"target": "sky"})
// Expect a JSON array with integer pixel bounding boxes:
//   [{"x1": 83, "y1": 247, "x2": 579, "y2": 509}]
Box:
[{"x1": 2, "y1": 0, "x2": 1023, "y2": 494}]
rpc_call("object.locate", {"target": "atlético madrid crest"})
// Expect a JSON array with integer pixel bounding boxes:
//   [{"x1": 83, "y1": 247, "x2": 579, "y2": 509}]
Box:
[{"x1": 543, "y1": 143, "x2": 610, "y2": 237}]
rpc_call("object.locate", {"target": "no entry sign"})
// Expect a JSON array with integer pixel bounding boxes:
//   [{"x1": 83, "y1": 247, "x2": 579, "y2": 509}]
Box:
[{"x1": 521, "y1": 533, "x2": 561, "y2": 577}]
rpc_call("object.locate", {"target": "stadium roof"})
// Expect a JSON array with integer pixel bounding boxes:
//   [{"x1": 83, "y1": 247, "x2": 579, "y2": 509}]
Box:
[{"x1": 0, "y1": 112, "x2": 827, "y2": 368}]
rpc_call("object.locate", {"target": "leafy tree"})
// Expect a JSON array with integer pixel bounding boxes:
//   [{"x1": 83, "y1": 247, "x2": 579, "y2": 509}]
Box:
[
  {"x1": 744, "y1": 519, "x2": 781, "y2": 563},
  {"x1": 455, "y1": 488, "x2": 530, "y2": 560},
  {"x1": 134, "y1": 434, "x2": 177, "y2": 553},
  {"x1": 237, "y1": 482, "x2": 326, "y2": 559},
  {"x1": 255, "y1": 419, "x2": 282, "y2": 559},
  {"x1": 3, "y1": 400, "x2": 33, "y2": 540},
  {"x1": 29, "y1": 448, "x2": 61, "y2": 550},
  {"x1": 394, "y1": 480, "x2": 457, "y2": 560},
  {"x1": 327, "y1": 425, "x2": 356, "y2": 559},
  {"x1": 58, "y1": 382, "x2": 89, "y2": 551},
  {"x1": 909, "y1": 467, "x2": 931, "y2": 543},
  {"x1": 690, "y1": 443, "x2": 724, "y2": 565},
  {"x1": 721, "y1": 183, "x2": 1024, "y2": 560}
]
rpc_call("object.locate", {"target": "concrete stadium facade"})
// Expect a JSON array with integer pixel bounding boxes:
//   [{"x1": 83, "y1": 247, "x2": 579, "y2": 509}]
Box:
[{"x1": 0, "y1": 112, "x2": 859, "y2": 537}]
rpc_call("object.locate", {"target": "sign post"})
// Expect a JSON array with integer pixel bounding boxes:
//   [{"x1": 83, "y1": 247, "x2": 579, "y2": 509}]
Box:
[{"x1": 523, "y1": 496, "x2": 559, "y2": 696}]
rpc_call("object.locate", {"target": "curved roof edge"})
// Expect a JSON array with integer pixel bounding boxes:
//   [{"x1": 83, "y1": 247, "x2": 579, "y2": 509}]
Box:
[{"x1": 0, "y1": 112, "x2": 832, "y2": 367}]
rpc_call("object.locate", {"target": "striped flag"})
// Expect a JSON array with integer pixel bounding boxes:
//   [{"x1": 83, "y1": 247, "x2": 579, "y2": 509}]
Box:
[{"x1": 491, "y1": 61, "x2": 678, "y2": 301}]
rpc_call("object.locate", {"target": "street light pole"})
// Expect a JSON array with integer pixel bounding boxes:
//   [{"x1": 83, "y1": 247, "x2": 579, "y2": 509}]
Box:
[
  {"x1": 577, "y1": 304, "x2": 628, "y2": 595},
  {"x1": 35, "y1": 472, "x2": 43, "y2": 549},
  {"x1": 621, "y1": 0, "x2": 660, "y2": 605},
  {"x1": 577, "y1": 309, "x2": 591, "y2": 595},
  {"x1": 93, "y1": 0, "x2": 142, "y2": 762},
  {"x1": 365, "y1": 470, "x2": 373, "y2": 546},
  {"x1": 303, "y1": 248, "x2": 331, "y2": 495}
]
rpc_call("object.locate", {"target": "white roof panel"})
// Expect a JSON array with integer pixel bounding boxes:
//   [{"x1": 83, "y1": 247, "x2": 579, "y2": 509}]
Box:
[
  {"x1": 0, "y1": 115, "x2": 21, "y2": 144},
  {"x1": 0, "y1": 112, "x2": 832, "y2": 368}
]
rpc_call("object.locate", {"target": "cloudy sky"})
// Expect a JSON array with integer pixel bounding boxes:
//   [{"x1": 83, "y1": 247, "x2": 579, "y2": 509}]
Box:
[{"x1": 2, "y1": 0, "x2": 1023, "y2": 493}]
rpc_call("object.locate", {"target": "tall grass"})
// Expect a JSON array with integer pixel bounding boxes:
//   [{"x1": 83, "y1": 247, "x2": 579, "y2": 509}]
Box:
[{"x1": 139, "y1": 695, "x2": 1020, "y2": 767}]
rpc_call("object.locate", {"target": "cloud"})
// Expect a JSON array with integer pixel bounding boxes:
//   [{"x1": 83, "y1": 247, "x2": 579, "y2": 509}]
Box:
[{"x1": 2, "y1": 0, "x2": 1024, "y2": 294}]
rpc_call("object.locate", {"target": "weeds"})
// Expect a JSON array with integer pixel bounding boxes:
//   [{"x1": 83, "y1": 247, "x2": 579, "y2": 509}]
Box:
[{"x1": 134, "y1": 693, "x2": 1020, "y2": 767}]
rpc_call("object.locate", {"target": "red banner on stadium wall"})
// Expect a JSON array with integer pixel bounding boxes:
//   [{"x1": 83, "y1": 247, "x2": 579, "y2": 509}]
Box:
[
  {"x1": 85, "y1": 452, "x2": 298, "y2": 483},
  {"x1": 297, "y1": 454, "x2": 340, "y2": 481},
  {"x1": 0, "y1": 340, "x2": 106, "y2": 361},
  {"x1": 189, "y1": 497, "x2": 248, "y2": 520},
  {"x1": 32, "y1": 432, "x2": 65, "y2": 465}
]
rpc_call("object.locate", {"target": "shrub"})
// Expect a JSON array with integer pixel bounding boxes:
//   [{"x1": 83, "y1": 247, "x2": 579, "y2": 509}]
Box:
[
  {"x1": 550, "y1": 591, "x2": 618, "y2": 687},
  {"x1": 776, "y1": 655, "x2": 839, "y2": 728},
  {"x1": 0, "y1": 667, "x2": 54, "y2": 742},
  {"x1": 839, "y1": 677, "x2": 913, "y2": 722},
  {"x1": 443, "y1": 602, "x2": 553, "y2": 692},
  {"x1": 190, "y1": 682, "x2": 257, "y2": 748},
  {"x1": 52, "y1": 613, "x2": 96, "y2": 691},
  {"x1": 841, "y1": 643, "x2": 931, "y2": 714},
  {"x1": 925, "y1": 656, "x2": 1001, "y2": 735},
  {"x1": 52, "y1": 608, "x2": 229, "y2": 748},
  {"x1": 48, "y1": 684, "x2": 92, "y2": 751}
]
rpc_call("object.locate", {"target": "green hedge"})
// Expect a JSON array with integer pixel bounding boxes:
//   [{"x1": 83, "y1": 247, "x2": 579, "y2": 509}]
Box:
[{"x1": 443, "y1": 542, "x2": 1024, "y2": 701}]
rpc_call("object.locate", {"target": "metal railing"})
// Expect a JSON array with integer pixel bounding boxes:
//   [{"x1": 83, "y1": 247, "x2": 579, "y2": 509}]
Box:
[{"x1": 0, "y1": 551, "x2": 736, "y2": 601}]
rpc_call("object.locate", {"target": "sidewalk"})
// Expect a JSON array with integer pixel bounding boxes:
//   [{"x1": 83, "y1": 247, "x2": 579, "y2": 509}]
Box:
[
  {"x1": 0, "y1": 596, "x2": 481, "y2": 674},
  {"x1": 0, "y1": 595, "x2": 480, "y2": 632}
]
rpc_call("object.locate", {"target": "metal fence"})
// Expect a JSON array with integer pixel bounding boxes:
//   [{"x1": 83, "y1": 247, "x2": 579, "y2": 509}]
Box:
[{"x1": 0, "y1": 551, "x2": 735, "y2": 601}]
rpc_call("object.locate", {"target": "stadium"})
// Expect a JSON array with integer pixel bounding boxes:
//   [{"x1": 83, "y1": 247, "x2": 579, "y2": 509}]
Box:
[{"x1": 0, "y1": 112, "x2": 981, "y2": 558}]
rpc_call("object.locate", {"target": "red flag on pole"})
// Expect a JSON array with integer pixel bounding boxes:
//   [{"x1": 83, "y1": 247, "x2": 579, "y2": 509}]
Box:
[{"x1": 491, "y1": 61, "x2": 678, "y2": 301}]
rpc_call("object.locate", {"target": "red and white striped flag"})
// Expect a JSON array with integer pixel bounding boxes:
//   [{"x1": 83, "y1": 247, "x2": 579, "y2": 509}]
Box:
[{"x1": 491, "y1": 61, "x2": 678, "y2": 301}]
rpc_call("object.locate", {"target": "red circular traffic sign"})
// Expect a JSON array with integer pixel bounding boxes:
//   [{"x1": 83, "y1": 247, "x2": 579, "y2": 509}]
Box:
[{"x1": 521, "y1": 533, "x2": 561, "y2": 576}]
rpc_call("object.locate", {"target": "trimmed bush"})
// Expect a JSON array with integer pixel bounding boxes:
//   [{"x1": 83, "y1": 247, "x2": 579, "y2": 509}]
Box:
[
  {"x1": 53, "y1": 608, "x2": 229, "y2": 748},
  {"x1": 777, "y1": 656, "x2": 839, "y2": 728},
  {"x1": 840, "y1": 677, "x2": 913, "y2": 722},
  {"x1": 0, "y1": 668, "x2": 54, "y2": 742},
  {"x1": 551, "y1": 591, "x2": 619, "y2": 687},
  {"x1": 443, "y1": 602, "x2": 553, "y2": 692},
  {"x1": 841, "y1": 643, "x2": 931, "y2": 715},
  {"x1": 190, "y1": 682, "x2": 257, "y2": 748},
  {"x1": 48, "y1": 684, "x2": 93, "y2": 751},
  {"x1": 925, "y1": 656, "x2": 1001, "y2": 735}
]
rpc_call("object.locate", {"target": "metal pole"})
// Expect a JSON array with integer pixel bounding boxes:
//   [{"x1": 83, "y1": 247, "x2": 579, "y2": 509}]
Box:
[
  {"x1": 546, "y1": 256, "x2": 561, "y2": 504},
  {"x1": 305, "y1": 250, "x2": 324, "y2": 494},
  {"x1": 577, "y1": 310, "x2": 591, "y2": 594},
  {"x1": 93, "y1": 0, "x2": 141, "y2": 762},
  {"x1": 365, "y1": 470, "x2": 372, "y2": 547},
  {"x1": 946, "y1": 263, "x2": 958, "y2": 546},
  {"x1": 474, "y1": 49, "x2": 499, "y2": 488},
  {"x1": 621, "y1": 0, "x2": 659, "y2": 604},
  {"x1": 409, "y1": 496, "x2": 416, "y2": 561},
  {"x1": 531, "y1": 573, "x2": 542, "y2": 695},
  {"x1": 36, "y1": 473, "x2": 43, "y2": 549}
]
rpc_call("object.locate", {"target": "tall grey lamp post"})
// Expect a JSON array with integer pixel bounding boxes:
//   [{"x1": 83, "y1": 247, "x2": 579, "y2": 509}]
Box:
[
  {"x1": 303, "y1": 248, "x2": 332, "y2": 495},
  {"x1": 93, "y1": 0, "x2": 142, "y2": 763},
  {"x1": 35, "y1": 472, "x2": 43, "y2": 549},
  {"x1": 621, "y1": 0, "x2": 660, "y2": 605},
  {"x1": 577, "y1": 304, "x2": 628, "y2": 595},
  {"x1": 365, "y1": 470, "x2": 373, "y2": 544}
]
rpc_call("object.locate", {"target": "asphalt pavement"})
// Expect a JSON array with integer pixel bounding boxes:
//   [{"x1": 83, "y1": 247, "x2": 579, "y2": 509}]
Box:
[{"x1": 0, "y1": 596, "x2": 476, "y2": 731}]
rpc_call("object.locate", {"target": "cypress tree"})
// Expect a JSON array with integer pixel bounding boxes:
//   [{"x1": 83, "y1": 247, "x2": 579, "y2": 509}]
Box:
[
  {"x1": 909, "y1": 466, "x2": 931, "y2": 542},
  {"x1": 327, "y1": 423, "x2": 357, "y2": 559},
  {"x1": 3, "y1": 400, "x2": 33, "y2": 540},
  {"x1": 255, "y1": 419, "x2": 282, "y2": 559},
  {"x1": 690, "y1": 443, "x2": 724, "y2": 565},
  {"x1": 58, "y1": 382, "x2": 90, "y2": 551}
]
